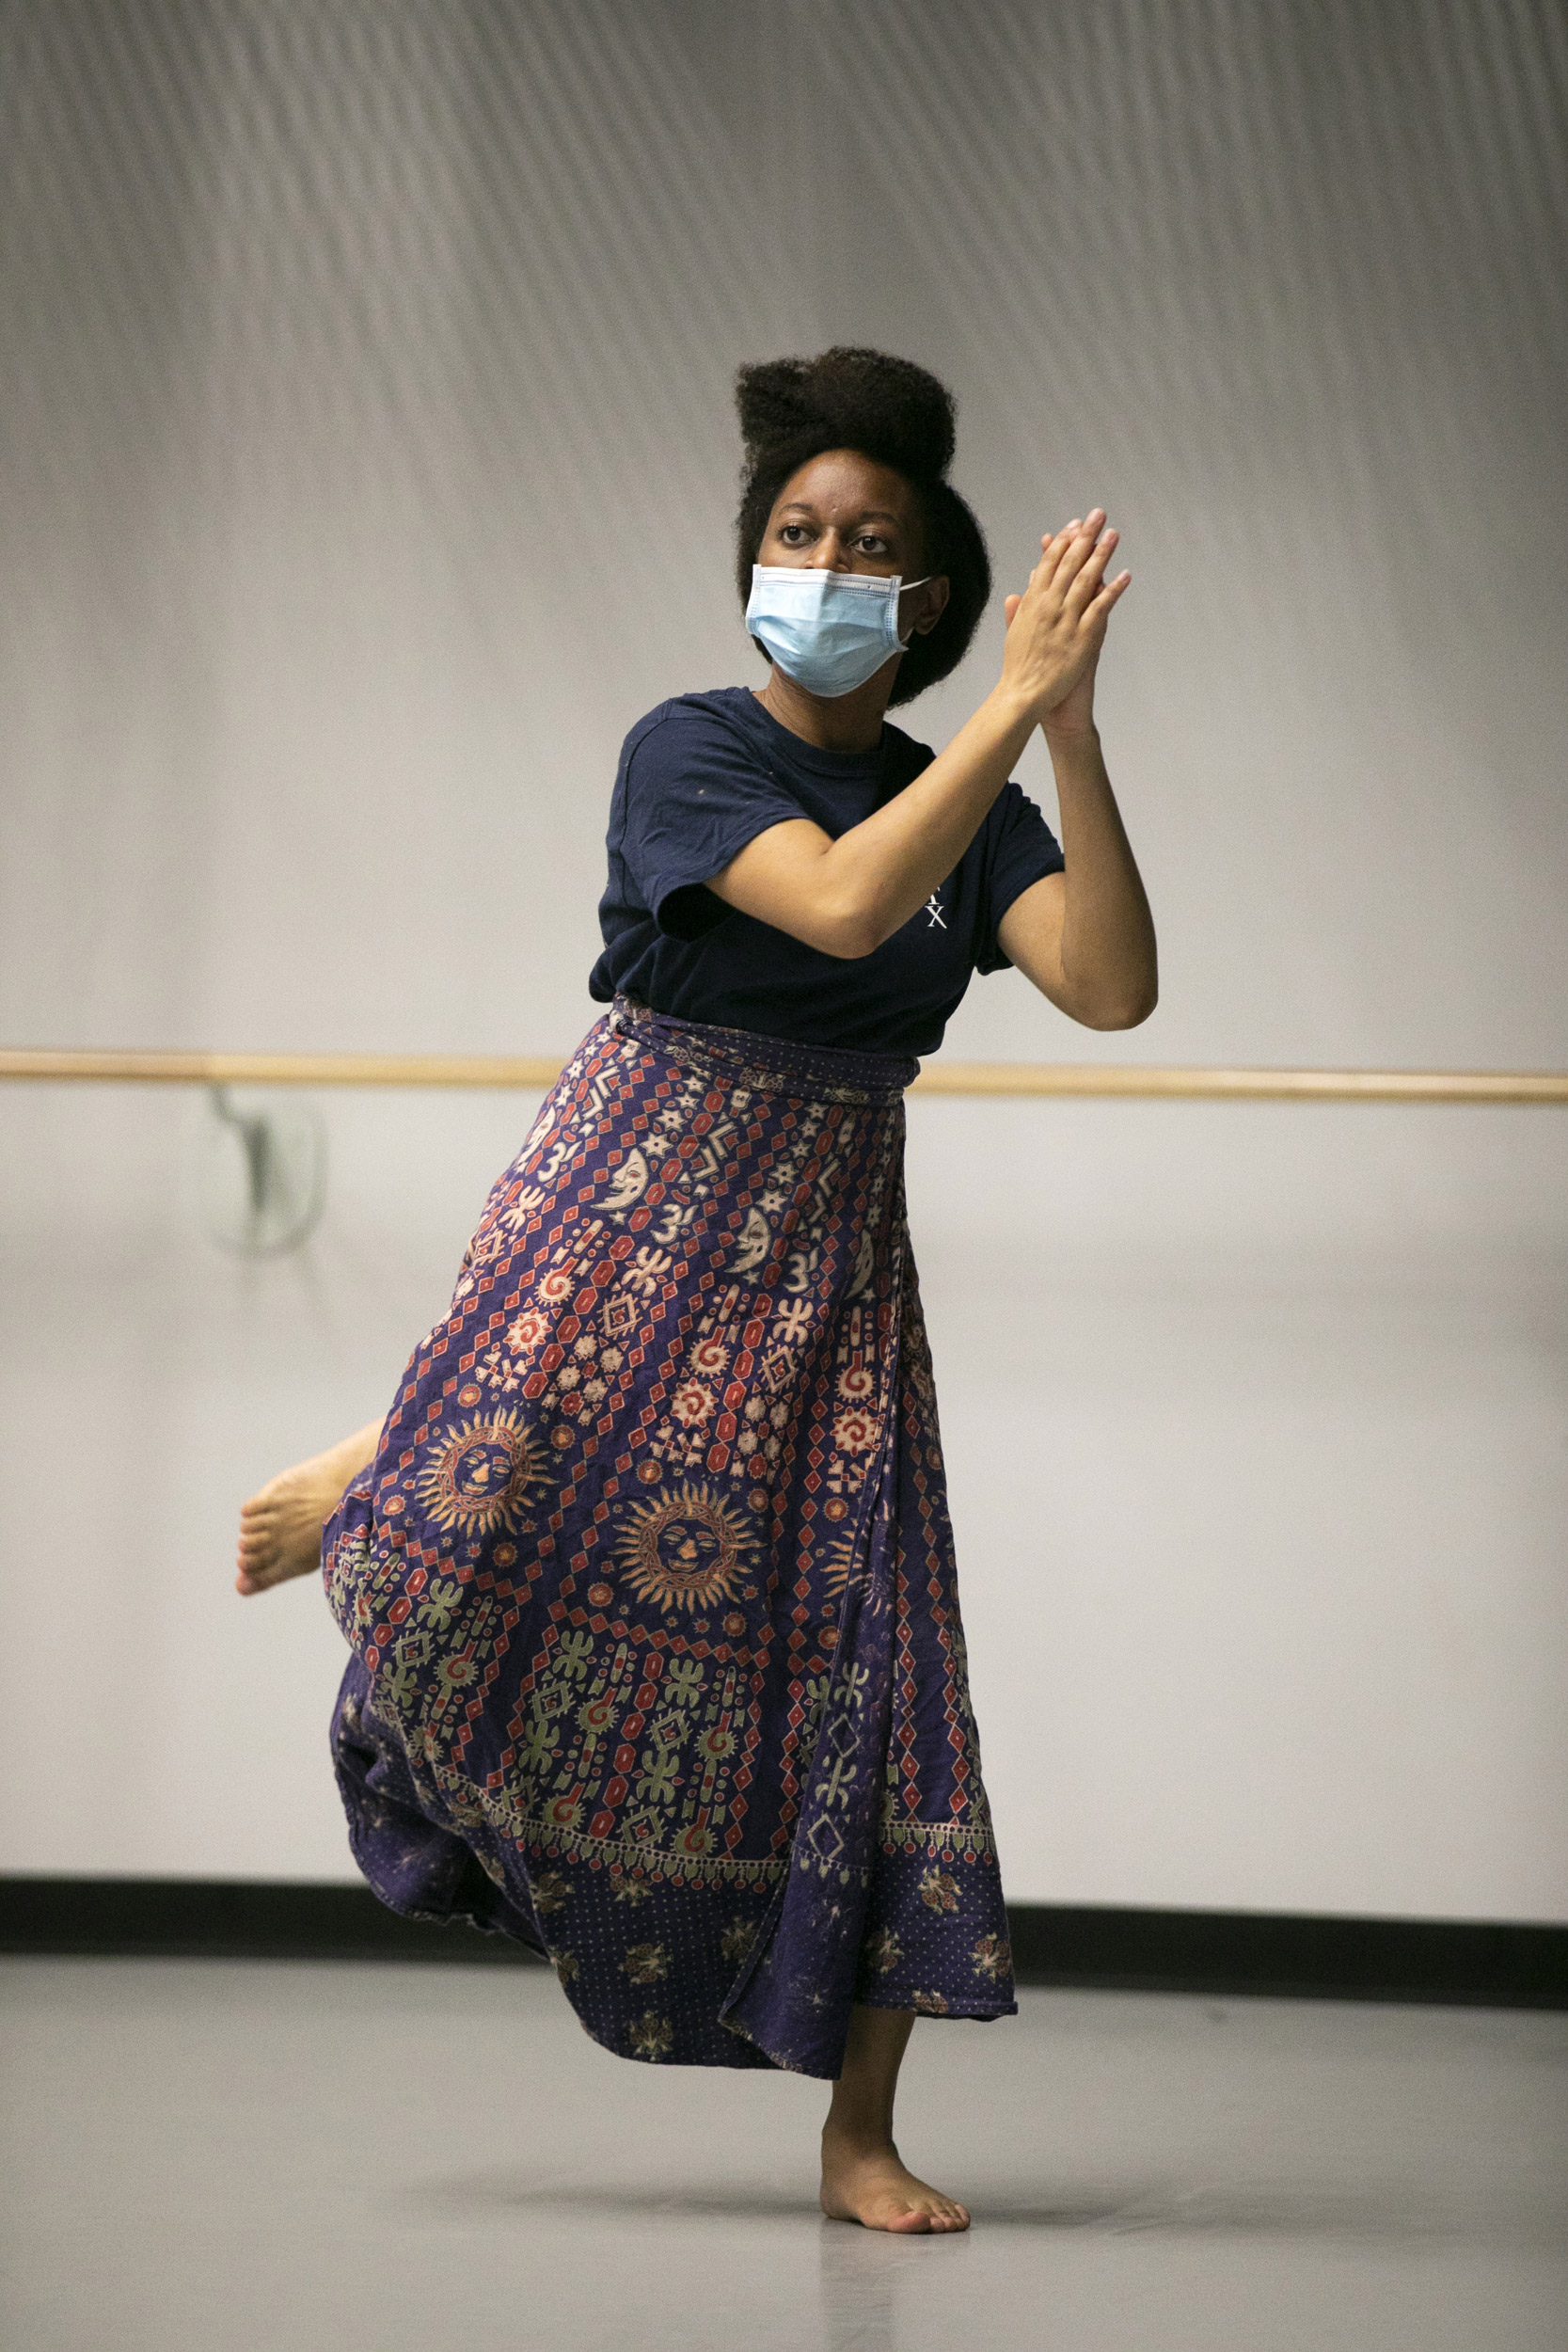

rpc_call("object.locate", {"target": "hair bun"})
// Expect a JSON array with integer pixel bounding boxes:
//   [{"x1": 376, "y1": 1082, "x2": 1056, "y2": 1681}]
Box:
[{"x1": 735, "y1": 346, "x2": 956, "y2": 483}]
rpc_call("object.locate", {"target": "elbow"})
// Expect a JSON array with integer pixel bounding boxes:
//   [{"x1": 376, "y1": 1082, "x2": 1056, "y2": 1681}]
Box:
[
  {"x1": 1079, "y1": 976, "x2": 1159, "y2": 1030},
  {"x1": 835, "y1": 915, "x2": 888, "y2": 961},
  {"x1": 809, "y1": 898, "x2": 887, "y2": 961}
]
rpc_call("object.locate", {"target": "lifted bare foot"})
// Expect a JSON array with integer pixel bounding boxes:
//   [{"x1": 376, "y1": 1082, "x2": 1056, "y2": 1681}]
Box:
[
  {"x1": 820, "y1": 2131, "x2": 971, "y2": 2233},
  {"x1": 235, "y1": 1421, "x2": 381, "y2": 1597}
]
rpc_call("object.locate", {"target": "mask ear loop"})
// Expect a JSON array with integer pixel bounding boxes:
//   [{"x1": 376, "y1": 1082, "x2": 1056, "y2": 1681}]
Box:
[{"x1": 896, "y1": 575, "x2": 933, "y2": 647}]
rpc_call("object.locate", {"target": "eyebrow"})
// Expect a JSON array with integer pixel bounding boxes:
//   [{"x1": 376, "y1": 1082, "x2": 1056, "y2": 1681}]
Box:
[{"x1": 778, "y1": 502, "x2": 904, "y2": 528}]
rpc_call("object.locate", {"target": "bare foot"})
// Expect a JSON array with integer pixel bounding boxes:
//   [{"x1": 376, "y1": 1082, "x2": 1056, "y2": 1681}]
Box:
[
  {"x1": 820, "y1": 2131, "x2": 971, "y2": 2233},
  {"x1": 235, "y1": 1422, "x2": 381, "y2": 1597}
]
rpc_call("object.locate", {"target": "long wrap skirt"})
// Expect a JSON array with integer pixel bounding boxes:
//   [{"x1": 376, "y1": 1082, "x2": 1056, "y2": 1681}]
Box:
[{"x1": 325, "y1": 997, "x2": 1017, "y2": 2076}]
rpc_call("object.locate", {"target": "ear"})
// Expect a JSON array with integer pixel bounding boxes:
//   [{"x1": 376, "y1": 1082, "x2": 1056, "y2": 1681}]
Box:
[{"x1": 913, "y1": 577, "x2": 950, "y2": 636}]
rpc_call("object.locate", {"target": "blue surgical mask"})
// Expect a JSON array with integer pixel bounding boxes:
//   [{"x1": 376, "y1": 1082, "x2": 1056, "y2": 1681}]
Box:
[{"x1": 745, "y1": 565, "x2": 931, "y2": 698}]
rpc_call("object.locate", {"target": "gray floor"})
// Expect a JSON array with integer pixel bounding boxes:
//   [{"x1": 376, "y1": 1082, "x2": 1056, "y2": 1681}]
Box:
[{"x1": 2, "y1": 1960, "x2": 1565, "y2": 2351}]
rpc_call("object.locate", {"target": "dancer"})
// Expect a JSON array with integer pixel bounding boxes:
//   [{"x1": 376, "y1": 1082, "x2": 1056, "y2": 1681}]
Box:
[{"x1": 237, "y1": 347, "x2": 1154, "y2": 2233}]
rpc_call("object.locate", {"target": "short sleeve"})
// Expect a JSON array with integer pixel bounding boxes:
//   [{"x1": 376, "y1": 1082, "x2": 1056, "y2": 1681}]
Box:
[
  {"x1": 617, "y1": 706, "x2": 808, "y2": 943},
  {"x1": 974, "y1": 783, "x2": 1065, "y2": 973}
]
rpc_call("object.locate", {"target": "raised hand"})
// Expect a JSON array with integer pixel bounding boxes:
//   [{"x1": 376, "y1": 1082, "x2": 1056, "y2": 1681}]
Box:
[{"x1": 1000, "y1": 509, "x2": 1131, "y2": 739}]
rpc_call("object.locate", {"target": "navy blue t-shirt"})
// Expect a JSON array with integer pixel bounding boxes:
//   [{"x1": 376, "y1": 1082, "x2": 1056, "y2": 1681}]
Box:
[{"x1": 588, "y1": 686, "x2": 1064, "y2": 1057}]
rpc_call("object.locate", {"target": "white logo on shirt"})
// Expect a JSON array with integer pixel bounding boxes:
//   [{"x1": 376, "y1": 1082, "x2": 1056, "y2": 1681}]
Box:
[{"x1": 924, "y1": 892, "x2": 947, "y2": 930}]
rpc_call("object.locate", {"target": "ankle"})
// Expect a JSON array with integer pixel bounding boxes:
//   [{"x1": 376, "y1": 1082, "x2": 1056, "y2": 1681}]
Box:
[
  {"x1": 822, "y1": 2115, "x2": 896, "y2": 2156},
  {"x1": 322, "y1": 1421, "x2": 381, "y2": 1486}
]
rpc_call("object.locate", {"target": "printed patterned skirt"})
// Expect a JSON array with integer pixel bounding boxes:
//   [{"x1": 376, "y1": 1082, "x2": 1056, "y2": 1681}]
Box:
[{"x1": 324, "y1": 996, "x2": 1017, "y2": 2076}]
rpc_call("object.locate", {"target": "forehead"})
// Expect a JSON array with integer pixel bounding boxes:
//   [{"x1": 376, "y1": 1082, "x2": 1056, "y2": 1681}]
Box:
[{"x1": 770, "y1": 448, "x2": 918, "y2": 528}]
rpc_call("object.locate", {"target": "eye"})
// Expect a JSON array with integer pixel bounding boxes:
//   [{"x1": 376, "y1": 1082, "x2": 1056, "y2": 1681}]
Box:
[
  {"x1": 778, "y1": 523, "x2": 812, "y2": 547},
  {"x1": 855, "y1": 533, "x2": 892, "y2": 558}
]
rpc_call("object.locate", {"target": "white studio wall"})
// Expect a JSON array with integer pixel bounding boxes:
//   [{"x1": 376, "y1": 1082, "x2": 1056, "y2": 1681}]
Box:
[{"x1": 2, "y1": 0, "x2": 1565, "y2": 1917}]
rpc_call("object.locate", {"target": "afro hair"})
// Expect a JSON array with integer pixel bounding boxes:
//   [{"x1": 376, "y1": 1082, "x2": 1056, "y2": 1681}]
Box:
[{"x1": 734, "y1": 346, "x2": 990, "y2": 707}]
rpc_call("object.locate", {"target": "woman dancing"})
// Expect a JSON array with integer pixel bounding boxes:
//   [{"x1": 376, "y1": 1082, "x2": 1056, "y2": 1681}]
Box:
[{"x1": 236, "y1": 346, "x2": 1154, "y2": 2233}]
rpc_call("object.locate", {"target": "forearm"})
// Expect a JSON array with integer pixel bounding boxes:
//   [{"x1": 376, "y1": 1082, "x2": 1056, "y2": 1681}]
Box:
[
  {"x1": 1048, "y1": 728, "x2": 1157, "y2": 1026},
  {"x1": 811, "y1": 685, "x2": 1037, "y2": 952}
]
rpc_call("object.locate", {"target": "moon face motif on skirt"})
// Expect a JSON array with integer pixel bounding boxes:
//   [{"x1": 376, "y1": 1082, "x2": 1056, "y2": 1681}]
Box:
[{"x1": 324, "y1": 996, "x2": 1017, "y2": 2076}]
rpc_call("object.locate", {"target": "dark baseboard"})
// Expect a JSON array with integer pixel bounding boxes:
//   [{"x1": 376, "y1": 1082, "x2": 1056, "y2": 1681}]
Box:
[
  {"x1": 2, "y1": 1878, "x2": 1563, "y2": 2009},
  {"x1": 1005, "y1": 1902, "x2": 1567, "y2": 2010},
  {"x1": 0, "y1": 1876, "x2": 545, "y2": 1967}
]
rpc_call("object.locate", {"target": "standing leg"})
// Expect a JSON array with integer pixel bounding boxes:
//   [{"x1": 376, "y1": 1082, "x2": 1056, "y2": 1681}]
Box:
[
  {"x1": 819, "y1": 2006, "x2": 971, "y2": 2232},
  {"x1": 235, "y1": 1420, "x2": 383, "y2": 1595}
]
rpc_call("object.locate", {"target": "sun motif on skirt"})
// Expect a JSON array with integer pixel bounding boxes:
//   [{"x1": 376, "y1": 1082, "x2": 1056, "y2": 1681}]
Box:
[
  {"x1": 416, "y1": 1409, "x2": 545, "y2": 1536},
  {"x1": 820, "y1": 1527, "x2": 888, "y2": 1618},
  {"x1": 822, "y1": 1534, "x2": 860, "y2": 1604},
  {"x1": 613, "y1": 1481, "x2": 757, "y2": 1616}
]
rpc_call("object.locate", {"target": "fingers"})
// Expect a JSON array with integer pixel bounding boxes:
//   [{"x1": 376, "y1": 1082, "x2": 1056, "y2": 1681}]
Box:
[
  {"x1": 1064, "y1": 524, "x2": 1119, "y2": 612},
  {"x1": 1028, "y1": 520, "x2": 1078, "y2": 593},
  {"x1": 1037, "y1": 514, "x2": 1090, "y2": 586},
  {"x1": 1020, "y1": 510, "x2": 1127, "y2": 628},
  {"x1": 1038, "y1": 509, "x2": 1109, "y2": 593},
  {"x1": 1087, "y1": 567, "x2": 1132, "y2": 619},
  {"x1": 1059, "y1": 515, "x2": 1110, "y2": 594}
]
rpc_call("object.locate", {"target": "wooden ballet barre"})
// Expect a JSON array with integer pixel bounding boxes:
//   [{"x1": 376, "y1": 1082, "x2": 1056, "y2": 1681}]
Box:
[
  {"x1": 908, "y1": 1063, "x2": 1568, "y2": 1104},
  {"x1": 2, "y1": 1047, "x2": 1567, "y2": 1104},
  {"x1": 0, "y1": 1048, "x2": 568, "y2": 1089}
]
